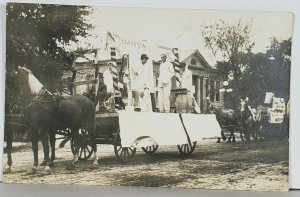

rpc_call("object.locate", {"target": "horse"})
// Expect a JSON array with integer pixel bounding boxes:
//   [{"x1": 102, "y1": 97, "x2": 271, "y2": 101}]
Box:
[
  {"x1": 213, "y1": 107, "x2": 239, "y2": 143},
  {"x1": 247, "y1": 105, "x2": 264, "y2": 141},
  {"x1": 212, "y1": 98, "x2": 256, "y2": 142},
  {"x1": 239, "y1": 98, "x2": 265, "y2": 142},
  {"x1": 7, "y1": 66, "x2": 98, "y2": 173}
]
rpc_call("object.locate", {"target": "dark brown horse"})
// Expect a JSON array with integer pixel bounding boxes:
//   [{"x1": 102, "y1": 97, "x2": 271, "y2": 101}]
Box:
[
  {"x1": 213, "y1": 107, "x2": 239, "y2": 142},
  {"x1": 213, "y1": 98, "x2": 255, "y2": 142},
  {"x1": 7, "y1": 67, "x2": 98, "y2": 173}
]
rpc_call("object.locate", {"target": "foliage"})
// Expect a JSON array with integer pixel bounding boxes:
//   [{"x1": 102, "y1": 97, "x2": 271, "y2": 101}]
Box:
[
  {"x1": 202, "y1": 20, "x2": 291, "y2": 108},
  {"x1": 240, "y1": 38, "x2": 291, "y2": 104},
  {"x1": 202, "y1": 19, "x2": 255, "y2": 108},
  {"x1": 202, "y1": 20, "x2": 254, "y2": 78},
  {"x1": 6, "y1": 3, "x2": 93, "y2": 91}
]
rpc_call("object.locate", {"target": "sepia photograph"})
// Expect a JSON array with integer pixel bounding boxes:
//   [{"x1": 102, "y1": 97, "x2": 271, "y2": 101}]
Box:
[{"x1": 2, "y1": 3, "x2": 293, "y2": 192}]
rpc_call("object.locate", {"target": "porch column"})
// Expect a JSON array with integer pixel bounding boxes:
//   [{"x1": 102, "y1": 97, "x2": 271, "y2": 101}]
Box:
[
  {"x1": 202, "y1": 77, "x2": 208, "y2": 113},
  {"x1": 196, "y1": 77, "x2": 201, "y2": 112}
]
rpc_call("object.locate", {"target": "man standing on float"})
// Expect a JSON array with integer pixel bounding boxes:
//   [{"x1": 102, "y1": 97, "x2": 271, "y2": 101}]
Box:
[
  {"x1": 138, "y1": 54, "x2": 155, "y2": 112},
  {"x1": 157, "y1": 54, "x2": 175, "y2": 113}
]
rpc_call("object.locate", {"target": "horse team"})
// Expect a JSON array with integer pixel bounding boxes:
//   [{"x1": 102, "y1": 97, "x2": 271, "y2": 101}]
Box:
[
  {"x1": 4, "y1": 67, "x2": 274, "y2": 174},
  {"x1": 212, "y1": 98, "x2": 264, "y2": 143}
]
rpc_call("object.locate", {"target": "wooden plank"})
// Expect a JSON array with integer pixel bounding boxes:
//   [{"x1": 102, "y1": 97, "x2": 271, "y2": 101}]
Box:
[
  {"x1": 71, "y1": 79, "x2": 98, "y2": 86},
  {"x1": 96, "y1": 112, "x2": 119, "y2": 118},
  {"x1": 73, "y1": 64, "x2": 98, "y2": 71}
]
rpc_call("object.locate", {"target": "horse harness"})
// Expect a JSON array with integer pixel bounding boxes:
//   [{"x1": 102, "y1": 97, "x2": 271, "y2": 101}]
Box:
[
  {"x1": 248, "y1": 106, "x2": 262, "y2": 122},
  {"x1": 22, "y1": 88, "x2": 63, "y2": 121}
]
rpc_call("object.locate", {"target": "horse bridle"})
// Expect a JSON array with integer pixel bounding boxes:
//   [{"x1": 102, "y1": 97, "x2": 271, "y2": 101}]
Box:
[{"x1": 20, "y1": 88, "x2": 62, "y2": 119}]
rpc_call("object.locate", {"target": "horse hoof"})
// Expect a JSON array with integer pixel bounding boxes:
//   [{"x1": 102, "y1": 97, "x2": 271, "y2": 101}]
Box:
[
  {"x1": 50, "y1": 162, "x2": 55, "y2": 167},
  {"x1": 4, "y1": 165, "x2": 12, "y2": 173},
  {"x1": 93, "y1": 161, "x2": 99, "y2": 167},
  {"x1": 40, "y1": 160, "x2": 47, "y2": 166},
  {"x1": 222, "y1": 137, "x2": 227, "y2": 141},
  {"x1": 66, "y1": 164, "x2": 75, "y2": 171},
  {"x1": 27, "y1": 167, "x2": 37, "y2": 175},
  {"x1": 43, "y1": 166, "x2": 51, "y2": 175}
]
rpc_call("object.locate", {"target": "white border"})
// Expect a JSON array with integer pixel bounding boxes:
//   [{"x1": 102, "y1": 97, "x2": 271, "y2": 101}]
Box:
[{"x1": 0, "y1": 0, "x2": 299, "y2": 190}]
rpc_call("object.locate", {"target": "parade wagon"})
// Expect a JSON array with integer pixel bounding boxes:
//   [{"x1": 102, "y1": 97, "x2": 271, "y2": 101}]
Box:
[
  {"x1": 56, "y1": 48, "x2": 222, "y2": 163},
  {"x1": 3, "y1": 48, "x2": 222, "y2": 169}
]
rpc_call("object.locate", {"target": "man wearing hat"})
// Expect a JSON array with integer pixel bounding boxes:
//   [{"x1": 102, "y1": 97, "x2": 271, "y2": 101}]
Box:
[
  {"x1": 137, "y1": 53, "x2": 155, "y2": 112},
  {"x1": 158, "y1": 53, "x2": 175, "y2": 113}
]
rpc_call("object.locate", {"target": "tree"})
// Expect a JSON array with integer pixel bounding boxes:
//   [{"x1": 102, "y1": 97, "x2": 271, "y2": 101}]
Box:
[
  {"x1": 238, "y1": 38, "x2": 291, "y2": 105},
  {"x1": 238, "y1": 52, "x2": 270, "y2": 104},
  {"x1": 6, "y1": 3, "x2": 93, "y2": 91},
  {"x1": 202, "y1": 19, "x2": 255, "y2": 108}
]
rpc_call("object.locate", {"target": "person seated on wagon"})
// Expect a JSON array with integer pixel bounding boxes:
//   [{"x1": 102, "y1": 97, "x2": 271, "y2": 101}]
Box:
[
  {"x1": 103, "y1": 61, "x2": 115, "y2": 95},
  {"x1": 100, "y1": 61, "x2": 124, "y2": 112}
]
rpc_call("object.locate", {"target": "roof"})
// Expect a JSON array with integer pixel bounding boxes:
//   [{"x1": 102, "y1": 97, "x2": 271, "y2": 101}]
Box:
[{"x1": 180, "y1": 49, "x2": 212, "y2": 69}]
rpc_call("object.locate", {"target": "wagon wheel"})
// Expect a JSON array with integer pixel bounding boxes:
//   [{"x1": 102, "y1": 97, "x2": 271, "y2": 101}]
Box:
[
  {"x1": 114, "y1": 132, "x2": 136, "y2": 163},
  {"x1": 142, "y1": 144, "x2": 159, "y2": 154},
  {"x1": 70, "y1": 129, "x2": 93, "y2": 161},
  {"x1": 177, "y1": 141, "x2": 197, "y2": 155}
]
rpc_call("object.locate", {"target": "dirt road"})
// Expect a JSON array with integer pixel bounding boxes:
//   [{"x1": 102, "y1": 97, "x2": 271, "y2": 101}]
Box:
[{"x1": 2, "y1": 138, "x2": 288, "y2": 192}]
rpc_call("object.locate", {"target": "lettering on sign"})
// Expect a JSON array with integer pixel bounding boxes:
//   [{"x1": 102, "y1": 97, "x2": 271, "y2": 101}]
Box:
[{"x1": 75, "y1": 69, "x2": 95, "y2": 82}]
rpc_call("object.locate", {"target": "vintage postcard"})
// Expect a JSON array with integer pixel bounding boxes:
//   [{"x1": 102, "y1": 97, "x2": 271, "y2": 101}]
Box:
[{"x1": 2, "y1": 3, "x2": 293, "y2": 191}]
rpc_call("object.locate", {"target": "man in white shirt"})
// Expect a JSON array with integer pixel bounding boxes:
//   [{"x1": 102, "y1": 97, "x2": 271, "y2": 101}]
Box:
[
  {"x1": 138, "y1": 54, "x2": 155, "y2": 112},
  {"x1": 158, "y1": 54, "x2": 175, "y2": 113}
]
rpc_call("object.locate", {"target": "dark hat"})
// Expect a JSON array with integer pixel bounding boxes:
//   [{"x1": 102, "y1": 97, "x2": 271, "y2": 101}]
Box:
[{"x1": 140, "y1": 54, "x2": 149, "y2": 60}]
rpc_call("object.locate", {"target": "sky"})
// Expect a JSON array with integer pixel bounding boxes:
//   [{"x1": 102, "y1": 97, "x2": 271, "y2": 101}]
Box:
[{"x1": 78, "y1": 6, "x2": 294, "y2": 66}]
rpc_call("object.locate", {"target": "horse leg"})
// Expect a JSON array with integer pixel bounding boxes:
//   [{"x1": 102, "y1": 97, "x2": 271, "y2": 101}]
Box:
[
  {"x1": 258, "y1": 125, "x2": 263, "y2": 141},
  {"x1": 41, "y1": 132, "x2": 55, "y2": 166},
  {"x1": 227, "y1": 130, "x2": 233, "y2": 143},
  {"x1": 221, "y1": 130, "x2": 227, "y2": 141},
  {"x1": 217, "y1": 130, "x2": 224, "y2": 143},
  {"x1": 72, "y1": 128, "x2": 79, "y2": 166},
  {"x1": 92, "y1": 140, "x2": 98, "y2": 166},
  {"x1": 40, "y1": 130, "x2": 52, "y2": 174},
  {"x1": 31, "y1": 132, "x2": 39, "y2": 173},
  {"x1": 232, "y1": 131, "x2": 236, "y2": 142},
  {"x1": 49, "y1": 131, "x2": 56, "y2": 164},
  {"x1": 245, "y1": 126, "x2": 250, "y2": 143},
  {"x1": 90, "y1": 127, "x2": 98, "y2": 166},
  {"x1": 5, "y1": 131, "x2": 13, "y2": 172}
]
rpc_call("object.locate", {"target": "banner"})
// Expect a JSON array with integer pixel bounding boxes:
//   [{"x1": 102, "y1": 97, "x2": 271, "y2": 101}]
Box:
[
  {"x1": 272, "y1": 97, "x2": 285, "y2": 111},
  {"x1": 264, "y1": 92, "x2": 274, "y2": 104},
  {"x1": 268, "y1": 109, "x2": 284, "y2": 124},
  {"x1": 105, "y1": 32, "x2": 147, "y2": 60},
  {"x1": 105, "y1": 31, "x2": 149, "y2": 92}
]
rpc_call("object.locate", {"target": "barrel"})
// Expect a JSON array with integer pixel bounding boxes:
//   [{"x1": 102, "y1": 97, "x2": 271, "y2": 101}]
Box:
[{"x1": 173, "y1": 89, "x2": 193, "y2": 113}]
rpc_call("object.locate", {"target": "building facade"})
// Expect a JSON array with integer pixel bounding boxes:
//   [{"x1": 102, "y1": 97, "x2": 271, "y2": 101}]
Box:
[
  {"x1": 180, "y1": 49, "x2": 224, "y2": 113},
  {"x1": 63, "y1": 48, "x2": 224, "y2": 113}
]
